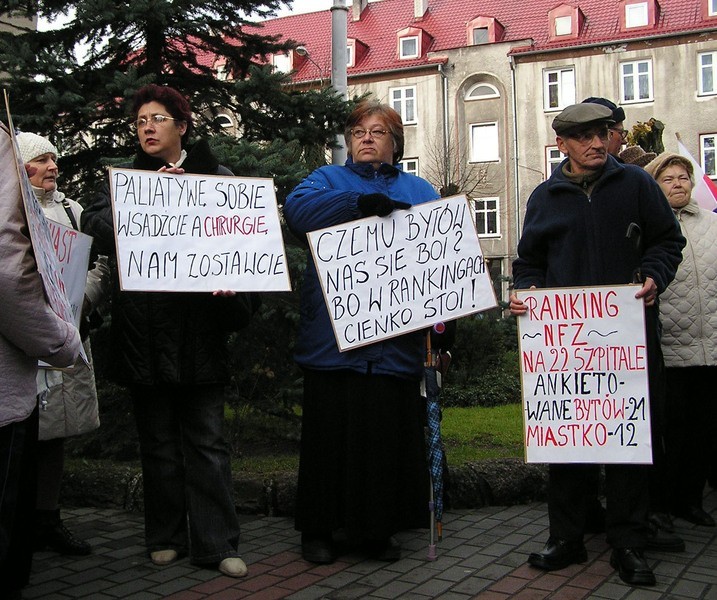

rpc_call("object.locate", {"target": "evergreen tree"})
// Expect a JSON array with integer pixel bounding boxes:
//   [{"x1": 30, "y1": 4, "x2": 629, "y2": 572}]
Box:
[{"x1": 0, "y1": 0, "x2": 350, "y2": 203}]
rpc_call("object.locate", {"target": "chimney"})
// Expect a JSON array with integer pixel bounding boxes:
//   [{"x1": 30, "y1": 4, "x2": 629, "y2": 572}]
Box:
[
  {"x1": 352, "y1": 0, "x2": 368, "y2": 21},
  {"x1": 414, "y1": 0, "x2": 428, "y2": 19}
]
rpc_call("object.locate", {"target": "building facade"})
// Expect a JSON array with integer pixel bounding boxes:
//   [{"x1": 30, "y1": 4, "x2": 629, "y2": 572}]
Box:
[{"x1": 247, "y1": 0, "x2": 716, "y2": 303}]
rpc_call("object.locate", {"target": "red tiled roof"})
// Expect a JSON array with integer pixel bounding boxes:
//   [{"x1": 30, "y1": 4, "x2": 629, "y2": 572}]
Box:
[{"x1": 230, "y1": 0, "x2": 715, "y2": 82}]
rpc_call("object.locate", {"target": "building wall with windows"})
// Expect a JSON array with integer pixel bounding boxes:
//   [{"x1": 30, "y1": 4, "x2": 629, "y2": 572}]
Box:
[
  {"x1": 243, "y1": 0, "x2": 716, "y2": 302},
  {"x1": 513, "y1": 31, "x2": 717, "y2": 228}
]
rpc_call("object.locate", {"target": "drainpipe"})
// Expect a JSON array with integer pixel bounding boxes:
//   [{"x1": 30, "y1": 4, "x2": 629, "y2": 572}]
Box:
[
  {"x1": 438, "y1": 62, "x2": 449, "y2": 192},
  {"x1": 509, "y1": 54, "x2": 520, "y2": 255},
  {"x1": 331, "y1": 0, "x2": 349, "y2": 165}
]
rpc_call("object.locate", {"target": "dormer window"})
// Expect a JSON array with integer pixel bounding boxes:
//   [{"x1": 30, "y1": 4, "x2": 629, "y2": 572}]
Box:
[
  {"x1": 472, "y1": 27, "x2": 489, "y2": 45},
  {"x1": 620, "y1": 0, "x2": 658, "y2": 31},
  {"x1": 347, "y1": 44, "x2": 354, "y2": 68},
  {"x1": 466, "y1": 16, "x2": 504, "y2": 46},
  {"x1": 547, "y1": 4, "x2": 584, "y2": 41},
  {"x1": 555, "y1": 15, "x2": 572, "y2": 36},
  {"x1": 396, "y1": 26, "x2": 432, "y2": 60},
  {"x1": 272, "y1": 52, "x2": 291, "y2": 73},
  {"x1": 707, "y1": 0, "x2": 716, "y2": 17},
  {"x1": 400, "y1": 36, "x2": 419, "y2": 59},
  {"x1": 625, "y1": 2, "x2": 649, "y2": 27}
]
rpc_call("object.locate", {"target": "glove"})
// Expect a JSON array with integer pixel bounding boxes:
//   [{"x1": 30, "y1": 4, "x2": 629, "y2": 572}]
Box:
[{"x1": 357, "y1": 193, "x2": 411, "y2": 217}]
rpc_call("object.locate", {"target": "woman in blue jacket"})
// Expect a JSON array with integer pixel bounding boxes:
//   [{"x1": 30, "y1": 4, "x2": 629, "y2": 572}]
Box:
[{"x1": 284, "y1": 100, "x2": 439, "y2": 564}]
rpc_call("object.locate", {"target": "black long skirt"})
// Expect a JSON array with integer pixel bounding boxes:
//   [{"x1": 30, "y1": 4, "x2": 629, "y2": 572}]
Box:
[{"x1": 295, "y1": 368, "x2": 430, "y2": 540}]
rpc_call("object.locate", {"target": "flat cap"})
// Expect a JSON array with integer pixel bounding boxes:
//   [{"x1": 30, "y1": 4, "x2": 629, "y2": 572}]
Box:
[
  {"x1": 581, "y1": 96, "x2": 626, "y2": 124},
  {"x1": 552, "y1": 103, "x2": 615, "y2": 135}
]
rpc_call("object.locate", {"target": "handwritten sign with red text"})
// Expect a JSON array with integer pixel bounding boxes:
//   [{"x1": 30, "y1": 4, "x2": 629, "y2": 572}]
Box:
[
  {"x1": 109, "y1": 168, "x2": 291, "y2": 292},
  {"x1": 516, "y1": 285, "x2": 652, "y2": 464},
  {"x1": 46, "y1": 219, "x2": 92, "y2": 328},
  {"x1": 307, "y1": 195, "x2": 497, "y2": 352}
]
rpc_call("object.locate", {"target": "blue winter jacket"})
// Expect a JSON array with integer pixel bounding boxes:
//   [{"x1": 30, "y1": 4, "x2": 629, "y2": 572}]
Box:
[
  {"x1": 284, "y1": 159, "x2": 440, "y2": 379},
  {"x1": 513, "y1": 155, "x2": 684, "y2": 293}
]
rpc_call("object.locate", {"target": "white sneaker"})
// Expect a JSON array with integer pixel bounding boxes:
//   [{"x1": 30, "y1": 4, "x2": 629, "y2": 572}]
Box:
[
  {"x1": 150, "y1": 549, "x2": 178, "y2": 565},
  {"x1": 219, "y1": 556, "x2": 248, "y2": 578}
]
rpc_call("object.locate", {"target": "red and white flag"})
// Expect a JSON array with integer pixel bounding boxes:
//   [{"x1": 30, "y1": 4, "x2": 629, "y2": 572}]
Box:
[{"x1": 676, "y1": 137, "x2": 717, "y2": 211}]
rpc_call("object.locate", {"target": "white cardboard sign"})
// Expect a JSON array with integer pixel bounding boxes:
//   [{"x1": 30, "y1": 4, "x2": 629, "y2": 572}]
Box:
[
  {"x1": 109, "y1": 168, "x2": 291, "y2": 292},
  {"x1": 307, "y1": 194, "x2": 497, "y2": 352},
  {"x1": 517, "y1": 285, "x2": 652, "y2": 464}
]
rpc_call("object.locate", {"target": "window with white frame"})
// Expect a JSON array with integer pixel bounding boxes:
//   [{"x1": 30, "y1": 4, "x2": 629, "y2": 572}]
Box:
[
  {"x1": 390, "y1": 86, "x2": 417, "y2": 124},
  {"x1": 543, "y1": 67, "x2": 575, "y2": 110},
  {"x1": 470, "y1": 123, "x2": 499, "y2": 162},
  {"x1": 699, "y1": 52, "x2": 716, "y2": 95},
  {"x1": 473, "y1": 197, "x2": 500, "y2": 236},
  {"x1": 620, "y1": 59, "x2": 653, "y2": 102},
  {"x1": 399, "y1": 158, "x2": 419, "y2": 176},
  {"x1": 465, "y1": 83, "x2": 500, "y2": 100},
  {"x1": 625, "y1": 2, "x2": 649, "y2": 27},
  {"x1": 214, "y1": 114, "x2": 233, "y2": 129},
  {"x1": 399, "y1": 36, "x2": 419, "y2": 59},
  {"x1": 710, "y1": 0, "x2": 717, "y2": 16},
  {"x1": 272, "y1": 53, "x2": 291, "y2": 73},
  {"x1": 347, "y1": 45, "x2": 354, "y2": 68},
  {"x1": 701, "y1": 134, "x2": 716, "y2": 178},
  {"x1": 555, "y1": 15, "x2": 572, "y2": 36},
  {"x1": 546, "y1": 146, "x2": 566, "y2": 178},
  {"x1": 472, "y1": 27, "x2": 489, "y2": 45}
]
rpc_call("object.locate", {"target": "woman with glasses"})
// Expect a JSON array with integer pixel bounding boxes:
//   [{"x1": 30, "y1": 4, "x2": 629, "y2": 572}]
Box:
[
  {"x1": 82, "y1": 84, "x2": 257, "y2": 578},
  {"x1": 284, "y1": 100, "x2": 439, "y2": 564},
  {"x1": 644, "y1": 153, "x2": 717, "y2": 528}
]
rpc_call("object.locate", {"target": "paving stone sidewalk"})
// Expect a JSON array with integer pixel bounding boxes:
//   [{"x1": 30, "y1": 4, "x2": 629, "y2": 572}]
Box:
[{"x1": 25, "y1": 487, "x2": 717, "y2": 600}]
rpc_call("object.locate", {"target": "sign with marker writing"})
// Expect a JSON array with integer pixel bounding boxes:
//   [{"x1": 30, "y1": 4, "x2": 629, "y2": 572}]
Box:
[
  {"x1": 517, "y1": 285, "x2": 652, "y2": 464},
  {"x1": 46, "y1": 219, "x2": 92, "y2": 328},
  {"x1": 109, "y1": 168, "x2": 291, "y2": 292},
  {"x1": 307, "y1": 194, "x2": 497, "y2": 352}
]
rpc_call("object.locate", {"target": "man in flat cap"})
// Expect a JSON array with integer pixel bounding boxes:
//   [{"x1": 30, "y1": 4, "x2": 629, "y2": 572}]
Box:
[{"x1": 509, "y1": 104, "x2": 685, "y2": 586}]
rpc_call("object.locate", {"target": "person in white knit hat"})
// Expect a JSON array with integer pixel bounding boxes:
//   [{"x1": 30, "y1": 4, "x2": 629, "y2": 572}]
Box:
[{"x1": 16, "y1": 132, "x2": 110, "y2": 557}]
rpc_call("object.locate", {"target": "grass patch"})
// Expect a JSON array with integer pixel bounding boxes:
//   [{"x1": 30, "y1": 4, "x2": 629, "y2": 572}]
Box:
[
  {"x1": 441, "y1": 404, "x2": 524, "y2": 465},
  {"x1": 233, "y1": 454, "x2": 299, "y2": 475}
]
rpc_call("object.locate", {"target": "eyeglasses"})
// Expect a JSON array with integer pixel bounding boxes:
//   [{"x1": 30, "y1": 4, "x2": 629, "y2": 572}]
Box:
[
  {"x1": 350, "y1": 128, "x2": 389, "y2": 139},
  {"x1": 569, "y1": 128, "x2": 609, "y2": 144},
  {"x1": 609, "y1": 128, "x2": 628, "y2": 141},
  {"x1": 130, "y1": 114, "x2": 179, "y2": 130}
]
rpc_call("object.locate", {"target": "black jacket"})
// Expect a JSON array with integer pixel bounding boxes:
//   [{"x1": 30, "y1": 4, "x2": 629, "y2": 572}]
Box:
[
  {"x1": 82, "y1": 140, "x2": 259, "y2": 385},
  {"x1": 513, "y1": 155, "x2": 685, "y2": 293}
]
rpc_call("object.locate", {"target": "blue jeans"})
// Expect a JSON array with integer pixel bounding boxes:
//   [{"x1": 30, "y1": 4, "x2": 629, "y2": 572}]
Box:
[{"x1": 131, "y1": 384, "x2": 240, "y2": 564}]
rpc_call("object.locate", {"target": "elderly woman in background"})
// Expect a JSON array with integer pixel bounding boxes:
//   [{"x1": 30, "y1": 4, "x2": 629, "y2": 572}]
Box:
[
  {"x1": 16, "y1": 132, "x2": 109, "y2": 557},
  {"x1": 645, "y1": 153, "x2": 717, "y2": 527},
  {"x1": 283, "y1": 99, "x2": 438, "y2": 564}
]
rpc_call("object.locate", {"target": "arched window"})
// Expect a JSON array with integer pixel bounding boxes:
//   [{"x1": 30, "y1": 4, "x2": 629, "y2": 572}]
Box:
[{"x1": 465, "y1": 83, "x2": 500, "y2": 101}]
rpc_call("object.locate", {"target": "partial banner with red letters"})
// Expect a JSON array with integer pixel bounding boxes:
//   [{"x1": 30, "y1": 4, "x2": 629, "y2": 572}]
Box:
[{"x1": 516, "y1": 285, "x2": 652, "y2": 464}]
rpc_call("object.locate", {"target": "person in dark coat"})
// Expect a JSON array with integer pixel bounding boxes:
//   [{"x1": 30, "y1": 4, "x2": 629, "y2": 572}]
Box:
[
  {"x1": 81, "y1": 84, "x2": 257, "y2": 578},
  {"x1": 509, "y1": 103, "x2": 685, "y2": 587},
  {"x1": 283, "y1": 100, "x2": 438, "y2": 564}
]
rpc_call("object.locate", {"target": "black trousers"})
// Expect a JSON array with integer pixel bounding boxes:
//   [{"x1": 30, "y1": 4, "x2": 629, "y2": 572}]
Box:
[
  {"x1": 0, "y1": 406, "x2": 38, "y2": 595},
  {"x1": 665, "y1": 365, "x2": 717, "y2": 510}
]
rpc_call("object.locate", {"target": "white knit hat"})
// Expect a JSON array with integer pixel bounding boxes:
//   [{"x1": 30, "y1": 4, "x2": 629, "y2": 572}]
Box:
[{"x1": 16, "y1": 132, "x2": 58, "y2": 163}]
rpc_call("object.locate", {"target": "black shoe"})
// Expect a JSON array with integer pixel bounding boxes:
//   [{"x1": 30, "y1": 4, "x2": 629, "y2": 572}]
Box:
[
  {"x1": 647, "y1": 513, "x2": 685, "y2": 552},
  {"x1": 585, "y1": 502, "x2": 606, "y2": 534},
  {"x1": 528, "y1": 537, "x2": 587, "y2": 571},
  {"x1": 364, "y1": 536, "x2": 401, "y2": 562},
  {"x1": 610, "y1": 548, "x2": 656, "y2": 586},
  {"x1": 674, "y1": 506, "x2": 716, "y2": 527},
  {"x1": 35, "y1": 509, "x2": 91, "y2": 556},
  {"x1": 301, "y1": 533, "x2": 335, "y2": 564}
]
